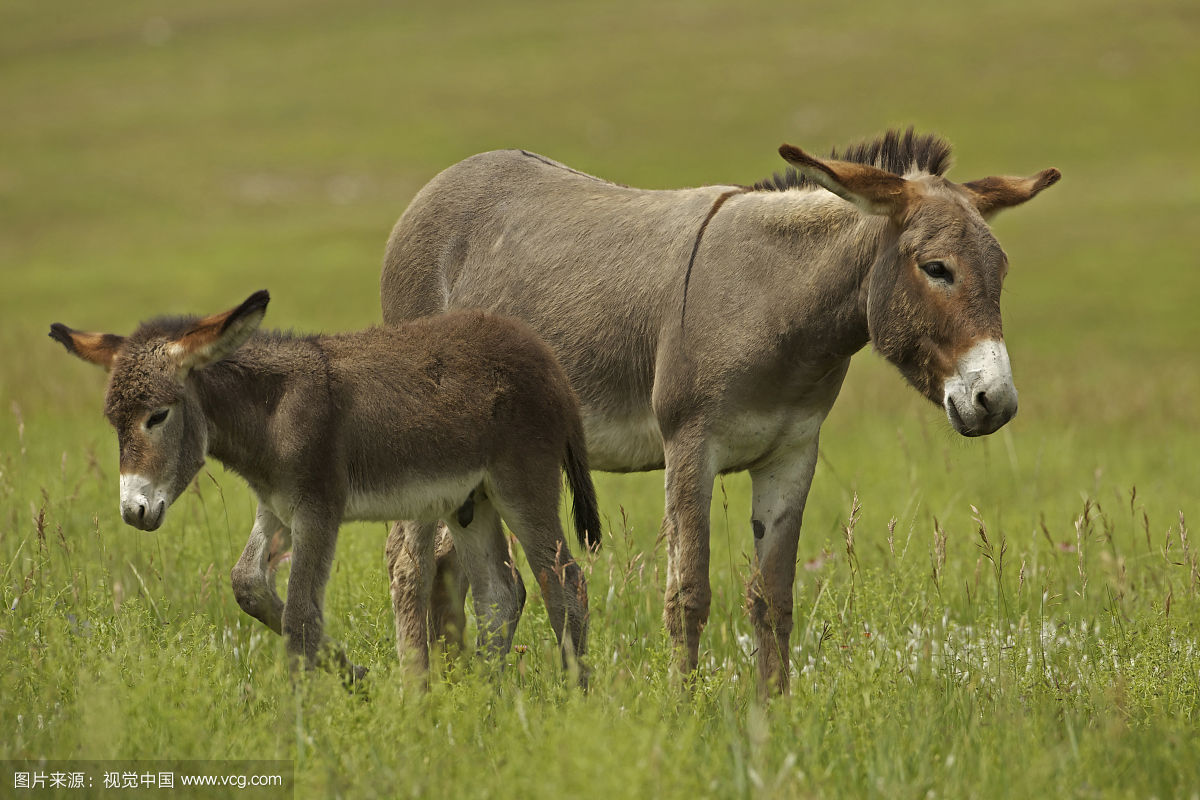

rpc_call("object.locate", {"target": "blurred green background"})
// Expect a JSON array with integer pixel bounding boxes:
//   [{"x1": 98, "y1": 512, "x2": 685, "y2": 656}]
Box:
[{"x1": 2, "y1": 0, "x2": 1199, "y2": 796}]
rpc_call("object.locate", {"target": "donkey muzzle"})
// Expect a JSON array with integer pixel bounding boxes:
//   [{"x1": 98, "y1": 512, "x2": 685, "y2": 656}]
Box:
[
  {"x1": 120, "y1": 473, "x2": 168, "y2": 531},
  {"x1": 942, "y1": 339, "x2": 1018, "y2": 437}
]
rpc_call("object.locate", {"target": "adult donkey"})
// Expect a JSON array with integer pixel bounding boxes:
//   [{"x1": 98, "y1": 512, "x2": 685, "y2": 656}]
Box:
[{"x1": 381, "y1": 129, "x2": 1059, "y2": 693}]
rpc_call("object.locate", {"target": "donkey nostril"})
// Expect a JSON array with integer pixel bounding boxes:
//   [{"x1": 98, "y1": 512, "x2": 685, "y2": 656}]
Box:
[
  {"x1": 975, "y1": 390, "x2": 990, "y2": 413},
  {"x1": 137, "y1": 503, "x2": 147, "y2": 521}
]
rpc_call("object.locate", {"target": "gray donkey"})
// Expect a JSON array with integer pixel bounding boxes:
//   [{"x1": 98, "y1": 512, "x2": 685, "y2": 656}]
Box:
[
  {"x1": 380, "y1": 129, "x2": 1060, "y2": 693},
  {"x1": 50, "y1": 291, "x2": 600, "y2": 680}
]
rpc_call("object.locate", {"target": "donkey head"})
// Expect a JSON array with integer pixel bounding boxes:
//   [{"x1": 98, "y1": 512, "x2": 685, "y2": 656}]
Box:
[
  {"x1": 779, "y1": 144, "x2": 1059, "y2": 436},
  {"x1": 50, "y1": 291, "x2": 270, "y2": 530}
]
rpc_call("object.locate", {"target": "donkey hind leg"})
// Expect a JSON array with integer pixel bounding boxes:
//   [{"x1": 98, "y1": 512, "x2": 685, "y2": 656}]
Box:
[
  {"x1": 428, "y1": 523, "x2": 468, "y2": 655},
  {"x1": 231, "y1": 504, "x2": 291, "y2": 634},
  {"x1": 446, "y1": 495, "x2": 526, "y2": 658},
  {"x1": 747, "y1": 439, "x2": 819, "y2": 696},
  {"x1": 490, "y1": 470, "x2": 589, "y2": 683},
  {"x1": 660, "y1": 432, "x2": 715, "y2": 680},
  {"x1": 386, "y1": 520, "x2": 438, "y2": 677}
]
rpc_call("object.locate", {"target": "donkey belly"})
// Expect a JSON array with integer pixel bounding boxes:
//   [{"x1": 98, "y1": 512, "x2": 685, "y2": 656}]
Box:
[
  {"x1": 444, "y1": 280, "x2": 662, "y2": 471},
  {"x1": 710, "y1": 405, "x2": 827, "y2": 474},
  {"x1": 583, "y1": 408, "x2": 665, "y2": 472},
  {"x1": 342, "y1": 471, "x2": 485, "y2": 523}
]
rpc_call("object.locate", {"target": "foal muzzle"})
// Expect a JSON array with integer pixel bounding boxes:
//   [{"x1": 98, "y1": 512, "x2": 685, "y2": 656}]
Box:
[{"x1": 942, "y1": 339, "x2": 1018, "y2": 437}]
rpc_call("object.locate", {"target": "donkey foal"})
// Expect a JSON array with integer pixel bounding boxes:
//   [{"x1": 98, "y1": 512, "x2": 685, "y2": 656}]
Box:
[{"x1": 51, "y1": 291, "x2": 600, "y2": 683}]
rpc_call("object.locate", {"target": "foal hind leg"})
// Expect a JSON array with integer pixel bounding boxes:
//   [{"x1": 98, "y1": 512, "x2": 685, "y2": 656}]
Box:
[
  {"x1": 386, "y1": 520, "x2": 438, "y2": 677},
  {"x1": 746, "y1": 440, "x2": 818, "y2": 696},
  {"x1": 491, "y1": 467, "x2": 589, "y2": 682},
  {"x1": 446, "y1": 495, "x2": 526, "y2": 658}
]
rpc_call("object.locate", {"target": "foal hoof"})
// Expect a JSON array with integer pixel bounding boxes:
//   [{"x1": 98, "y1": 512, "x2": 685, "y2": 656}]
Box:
[
  {"x1": 318, "y1": 643, "x2": 369, "y2": 693},
  {"x1": 341, "y1": 662, "x2": 370, "y2": 697}
]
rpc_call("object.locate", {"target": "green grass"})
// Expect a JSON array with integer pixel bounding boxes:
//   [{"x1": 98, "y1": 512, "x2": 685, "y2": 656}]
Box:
[{"x1": 3, "y1": 0, "x2": 1199, "y2": 796}]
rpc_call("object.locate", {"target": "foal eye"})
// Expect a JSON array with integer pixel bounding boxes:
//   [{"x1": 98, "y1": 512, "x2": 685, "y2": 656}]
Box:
[
  {"x1": 145, "y1": 408, "x2": 170, "y2": 429},
  {"x1": 920, "y1": 260, "x2": 954, "y2": 284}
]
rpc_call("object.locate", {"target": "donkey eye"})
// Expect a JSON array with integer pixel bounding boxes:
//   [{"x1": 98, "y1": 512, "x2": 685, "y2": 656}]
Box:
[
  {"x1": 920, "y1": 260, "x2": 954, "y2": 284},
  {"x1": 146, "y1": 408, "x2": 170, "y2": 429}
]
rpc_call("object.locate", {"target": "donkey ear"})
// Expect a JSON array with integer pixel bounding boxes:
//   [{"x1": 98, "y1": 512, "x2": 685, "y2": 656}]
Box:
[
  {"x1": 962, "y1": 168, "x2": 1061, "y2": 219},
  {"x1": 171, "y1": 290, "x2": 270, "y2": 371},
  {"x1": 49, "y1": 324, "x2": 125, "y2": 370},
  {"x1": 778, "y1": 144, "x2": 913, "y2": 218}
]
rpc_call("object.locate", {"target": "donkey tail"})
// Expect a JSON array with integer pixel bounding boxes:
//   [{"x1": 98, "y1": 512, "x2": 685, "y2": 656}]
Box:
[{"x1": 563, "y1": 421, "x2": 601, "y2": 553}]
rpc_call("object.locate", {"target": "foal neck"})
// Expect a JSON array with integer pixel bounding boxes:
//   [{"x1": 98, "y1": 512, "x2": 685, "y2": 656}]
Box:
[{"x1": 190, "y1": 333, "x2": 327, "y2": 485}]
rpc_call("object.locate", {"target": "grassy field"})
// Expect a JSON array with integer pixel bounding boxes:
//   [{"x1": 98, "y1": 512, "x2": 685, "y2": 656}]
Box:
[{"x1": 3, "y1": 0, "x2": 1199, "y2": 796}]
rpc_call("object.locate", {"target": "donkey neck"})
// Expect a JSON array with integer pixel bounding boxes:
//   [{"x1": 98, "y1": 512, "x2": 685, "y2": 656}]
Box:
[
  {"x1": 729, "y1": 190, "x2": 888, "y2": 363},
  {"x1": 189, "y1": 334, "x2": 328, "y2": 488}
]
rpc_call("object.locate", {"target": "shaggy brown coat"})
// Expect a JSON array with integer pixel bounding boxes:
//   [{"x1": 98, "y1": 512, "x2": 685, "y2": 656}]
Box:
[{"x1": 52, "y1": 293, "x2": 600, "y2": 681}]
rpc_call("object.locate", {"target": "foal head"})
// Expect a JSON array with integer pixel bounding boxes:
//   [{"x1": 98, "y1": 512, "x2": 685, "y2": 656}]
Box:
[
  {"x1": 778, "y1": 141, "x2": 1059, "y2": 436},
  {"x1": 51, "y1": 291, "x2": 270, "y2": 530}
]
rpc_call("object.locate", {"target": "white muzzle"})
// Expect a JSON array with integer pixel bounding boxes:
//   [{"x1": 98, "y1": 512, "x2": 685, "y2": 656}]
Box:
[
  {"x1": 942, "y1": 338, "x2": 1018, "y2": 437},
  {"x1": 120, "y1": 473, "x2": 169, "y2": 531}
]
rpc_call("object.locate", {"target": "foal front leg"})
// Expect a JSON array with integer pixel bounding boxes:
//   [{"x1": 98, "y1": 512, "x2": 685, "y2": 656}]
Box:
[
  {"x1": 281, "y1": 509, "x2": 340, "y2": 672},
  {"x1": 230, "y1": 504, "x2": 291, "y2": 634},
  {"x1": 232, "y1": 504, "x2": 364, "y2": 682}
]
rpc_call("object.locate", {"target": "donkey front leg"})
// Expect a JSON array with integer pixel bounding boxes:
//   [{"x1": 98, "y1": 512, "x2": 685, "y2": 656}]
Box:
[
  {"x1": 660, "y1": 431, "x2": 716, "y2": 679},
  {"x1": 747, "y1": 439, "x2": 819, "y2": 696},
  {"x1": 230, "y1": 504, "x2": 291, "y2": 634},
  {"x1": 394, "y1": 525, "x2": 469, "y2": 658}
]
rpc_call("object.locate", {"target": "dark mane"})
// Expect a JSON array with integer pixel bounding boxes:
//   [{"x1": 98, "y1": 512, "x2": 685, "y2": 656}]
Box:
[
  {"x1": 131, "y1": 316, "x2": 313, "y2": 346},
  {"x1": 753, "y1": 127, "x2": 952, "y2": 193},
  {"x1": 131, "y1": 315, "x2": 204, "y2": 342}
]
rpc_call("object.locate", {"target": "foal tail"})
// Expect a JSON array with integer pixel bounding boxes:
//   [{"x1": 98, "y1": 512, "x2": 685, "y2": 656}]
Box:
[{"x1": 563, "y1": 417, "x2": 602, "y2": 553}]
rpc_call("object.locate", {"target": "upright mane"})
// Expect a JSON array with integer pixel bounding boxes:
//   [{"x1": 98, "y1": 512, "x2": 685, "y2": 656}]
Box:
[
  {"x1": 129, "y1": 315, "x2": 312, "y2": 347},
  {"x1": 753, "y1": 127, "x2": 952, "y2": 193}
]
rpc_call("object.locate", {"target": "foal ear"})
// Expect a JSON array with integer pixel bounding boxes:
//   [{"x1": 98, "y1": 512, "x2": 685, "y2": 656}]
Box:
[
  {"x1": 171, "y1": 290, "x2": 270, "y2": 371},
  {"x1": 778, "y1": 144, "x2": 913, "y2": 218},
  {"x1": 48, "y1": 324, "x2": 125, "y2": 370},
  {"x1": 962, "y1": 168, "x2": 1061, "y2": 219}
]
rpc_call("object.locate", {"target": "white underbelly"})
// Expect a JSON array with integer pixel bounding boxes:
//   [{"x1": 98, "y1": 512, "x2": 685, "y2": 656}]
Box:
[
  {"x1": 343, "y1": 471, "x2": 485, "y2": 523},
  {"x1": 580, "y1": 405, "x2": 828, "y2": 474},
  {"x1": 709, "y1": 406, "x2": 825, "y2": 473},
  {"x1": 583, "y1": 410, "x2": 664, "y2": 472}
]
